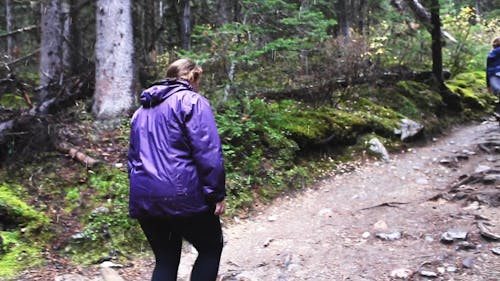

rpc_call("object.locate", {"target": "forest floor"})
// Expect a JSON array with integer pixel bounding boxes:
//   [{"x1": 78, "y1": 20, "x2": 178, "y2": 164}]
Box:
[{"x1": 18, "y1": 118, "x2": 500, "y2": 281}]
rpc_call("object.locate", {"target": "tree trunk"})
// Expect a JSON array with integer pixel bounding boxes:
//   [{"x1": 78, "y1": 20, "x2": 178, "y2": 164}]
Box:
[
  {"x1": 475, "y1": 0, "x2": 481, "y2": 16},
  {"x1": 179, "y1": 0, "x2": 191, "y2": 50},
  {"x1": 93, "y1": 0, "x2": 134, "y2": 120},
  {"x1": 216, "y1": 0, "x2": 229, "y2": 27},
  {"x1": 336, "y1": 0, "x2": 351, "y2": 39},
  {"x1": 5, "y1": 0, "x2": 14, "y2": 58},
  {"x1": 358, "y1": 0, "x2": 368, "y2": 35},
  {"x1": 61, "y1": 1, "x2": 72, "y2": 72},
  {"x1": 39, "y1": 0, "x2": 63, "y2": 102},
  {"x1": 425, "y1": 0, "x2": 462, "y2": 111},
  {"x1": 232, "y1": 0, "x2": 241, "y2": 22},
  {"x1": 428, "y1": 0, "x2": 443, "y2": 85}
]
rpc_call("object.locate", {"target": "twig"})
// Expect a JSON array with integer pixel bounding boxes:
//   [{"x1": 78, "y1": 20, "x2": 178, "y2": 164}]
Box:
[{"x1": 359, "y1": 201, "x2": 409, "y2": 211}]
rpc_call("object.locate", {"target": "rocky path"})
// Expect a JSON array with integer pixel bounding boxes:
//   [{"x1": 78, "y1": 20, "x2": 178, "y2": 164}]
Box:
[{"x1": 21, "y1": 119, "x2": 500, "y2": 281}]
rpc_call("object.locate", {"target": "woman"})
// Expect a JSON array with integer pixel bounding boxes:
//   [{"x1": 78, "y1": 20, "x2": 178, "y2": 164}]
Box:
[
  {"x1": 487, "y1": 37, "x2": 500, "y2": 97},
  {"x1": 128, "y1": 59, "x2": 226, "y2": 281}
]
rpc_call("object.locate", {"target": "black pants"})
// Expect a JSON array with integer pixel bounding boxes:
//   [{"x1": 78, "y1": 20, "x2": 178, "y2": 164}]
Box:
[{"x1": 139, "y1": 212, "x2": 223, "y2": 281}]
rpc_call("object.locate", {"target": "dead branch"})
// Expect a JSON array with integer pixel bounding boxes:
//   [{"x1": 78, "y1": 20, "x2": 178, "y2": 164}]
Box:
[
  {"x1": 7, "y1": 49, "x2": 40, "y2": 68},
  {"x1": 55, "y1": 142, "x2": 100, "y2": 168}
]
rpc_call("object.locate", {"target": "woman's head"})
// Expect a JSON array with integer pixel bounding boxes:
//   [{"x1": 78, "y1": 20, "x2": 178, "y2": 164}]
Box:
[
  {"x1": 493, "y1": 37, "x2": 500, "y2": 49},
  {"x1": 166, "y1": 59, "x2": 203, "y2": 90}
]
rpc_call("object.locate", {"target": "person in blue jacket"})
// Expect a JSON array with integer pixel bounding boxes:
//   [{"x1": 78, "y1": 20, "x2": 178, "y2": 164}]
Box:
[
  {"x1": 128, "y1": 59, "x2": 226, "y2": 281},
  {"x1": 487, "y1": 37, "x2": 500, "y2": 113}
]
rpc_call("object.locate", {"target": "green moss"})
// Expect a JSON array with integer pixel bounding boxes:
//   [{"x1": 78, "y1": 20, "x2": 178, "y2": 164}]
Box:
[
  {"x1": 0, "y1": 231, "x2": 43, "y2": 279},
  {"x1": 395, "y1": 81, "x2": 444, "y2": 114}
]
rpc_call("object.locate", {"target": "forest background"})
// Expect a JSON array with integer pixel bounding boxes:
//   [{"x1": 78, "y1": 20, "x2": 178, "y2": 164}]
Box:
[{"x1": 0, "y1": 0, "x2": 499, "y2": 278}]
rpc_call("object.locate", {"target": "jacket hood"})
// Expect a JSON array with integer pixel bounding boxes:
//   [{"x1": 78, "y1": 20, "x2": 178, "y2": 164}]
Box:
[{"x1": 140, "y1": 79, "x2": 193, "y2": 108}]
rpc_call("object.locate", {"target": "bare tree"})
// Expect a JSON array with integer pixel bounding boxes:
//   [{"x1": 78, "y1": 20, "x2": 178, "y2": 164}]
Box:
[{"x1": 93, "y1": 0, "x2": 135, "y2": 121}]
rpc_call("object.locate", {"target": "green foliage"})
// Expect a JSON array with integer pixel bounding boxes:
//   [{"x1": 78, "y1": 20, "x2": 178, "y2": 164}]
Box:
[
  {"x1": 367, "y1": 12, "x2": 432, "y2": 69},
  {"x1": 171, "y1": 0, "x2": 336, "y2": 103},
  {"x1": 216, "y1": 98, "x2": 305, "y2": 212},
  {"x1": 442, "y1": 6, "x2": 499, "y2": 74}
]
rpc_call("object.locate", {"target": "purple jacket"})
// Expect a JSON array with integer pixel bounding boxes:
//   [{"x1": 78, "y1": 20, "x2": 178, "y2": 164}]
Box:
[
  {"x1": 487, "y1": 47, "x2": 500, "y2": 87},
  {"x1": 128, "y1": 79, "x2": 226, "y2": 218}
]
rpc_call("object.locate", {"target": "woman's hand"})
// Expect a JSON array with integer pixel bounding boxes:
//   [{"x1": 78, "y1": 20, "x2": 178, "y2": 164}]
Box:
[{"x1": 214, "y1": 199, "x2": 226, "y2": 216}]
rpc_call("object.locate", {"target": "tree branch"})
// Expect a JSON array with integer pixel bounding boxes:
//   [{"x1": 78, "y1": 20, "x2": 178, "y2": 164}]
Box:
[
  {"x1": 0, "y1": 25, "x2": 38, "y2": 39},
  {"x1": 402, "y1": 0, "x2": 457, "y2": 43}
]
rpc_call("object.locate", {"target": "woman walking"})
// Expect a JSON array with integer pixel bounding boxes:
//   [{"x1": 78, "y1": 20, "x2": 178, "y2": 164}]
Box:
[{"x1": 128, "y1": 59, "x2": 226, "y2": 281}]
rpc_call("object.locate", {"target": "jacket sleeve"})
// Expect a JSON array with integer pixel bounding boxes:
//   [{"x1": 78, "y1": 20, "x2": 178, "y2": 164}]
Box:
[{"x1": 183, "y1": 93, "x2": 226, "y2": 203}]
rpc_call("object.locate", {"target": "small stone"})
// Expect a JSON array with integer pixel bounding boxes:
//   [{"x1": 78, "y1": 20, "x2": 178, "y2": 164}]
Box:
[
  {"x1": 492, "y1": 247, "x2": 500, "y2": 255},
  {"x1": 474, "y1": 165, "x2": 490, "y2": 173},
  {"x1": 362, "y1": 232, "x2": 371, "y2": 239},
  {"x1": 376, "y1": 231, "x2": 402, "y2": 241},
  {"x1": 91, "y1": 206, "x2": 110, "y2": 215},
  {"x1": 440, "y1": 228, "x2": 468, "y2": 243},
  {"x1": 374, "y1": 220, "x2": 388, "y2": 230},
  {"x1": 462, "y1": 256, "x2": 474, "y2": 268},
  {"x1": 420, "y1": 270, "x2": 438, "y2": 277},
  {"x1": 318, "y1": 208, "x2": 333, "y2": 217},
  {"x1": 390, "y1": 268, "x2": 412, "y2": 279},
  {"x1": 100, "y1": 261, "x2": 123, "y2": 268},
  {"x1": 424, "y1": 234, "x2": 434, "y2": 242},
  {"x1": 71, "y1": 232, "x2": 85, "y2": 240},
  {"x1": 446, "y1": 266, "x2": 457, "y2": 272},
  {"x1": 463, "y1": 201, "x2": 479, "y2": 210},
  {"x1": 267, "y1": 215, "x2": 277, "y2": 222},
  {"x1": 456, "y1": 241, "x2": 476, "y2": 251}
]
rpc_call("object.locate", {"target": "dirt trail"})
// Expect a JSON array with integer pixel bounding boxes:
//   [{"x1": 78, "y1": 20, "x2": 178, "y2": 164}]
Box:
[
  {"x1": 19, "y1": 120, "x2": 500, "y2": 281},
  {"x1": 197, "y1": 119, "x2": 499, "y2": 281}
]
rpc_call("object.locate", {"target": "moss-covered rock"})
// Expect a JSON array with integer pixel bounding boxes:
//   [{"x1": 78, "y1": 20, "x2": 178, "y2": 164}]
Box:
[
  {"x1": 0, "y1": 184, "x2": 49, "y2": 233},
  {"x1": 446, "y1": 71, "x2": 496, "y2": 114}
]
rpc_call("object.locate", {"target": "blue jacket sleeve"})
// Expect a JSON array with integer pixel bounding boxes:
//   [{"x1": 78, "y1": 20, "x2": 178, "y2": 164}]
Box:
[{"x1": 183, "y1": 93, "x2": 226, "y2": 203}]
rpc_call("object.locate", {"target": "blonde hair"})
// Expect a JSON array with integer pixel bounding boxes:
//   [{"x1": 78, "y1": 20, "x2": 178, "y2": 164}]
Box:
[
  {"x1": 166, "y1": 59, "x2": 203, "y2": 84},
  {"x1": 493, "y1": 37, "x2": 500, "y2": 49}
]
